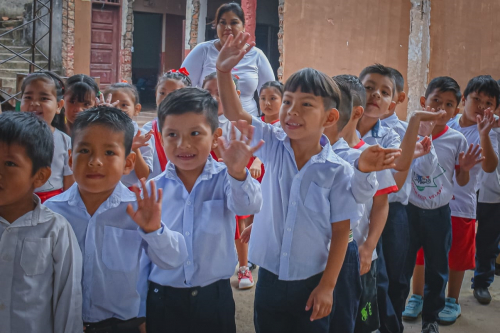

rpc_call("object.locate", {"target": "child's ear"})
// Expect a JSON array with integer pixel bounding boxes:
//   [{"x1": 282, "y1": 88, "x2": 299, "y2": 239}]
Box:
[
  {"x1": 352, "y1": 106, "x2": 364, "y2": 120},
  {"x1": 68, "y1": 149, "x2": 73, "y2": 170},
  {"x1": 462, "y1": 96, "x2": 466, "y2": 107},
  {"x1": 123, "y1": 151, "x2": 136, "y2": 176},
  {"x1": 388, "y1": 100, "x2": 397, "y2": 112},
  {"x1": 324, "y1": 108, "x2": 339, "y2": 128},
  {"x1": 453, "y1": 107, "x2": 460, "y2": 117},
  {"x1": 33, "y1": 167, "x2": 52, "y2": 189},
  {"x1": 212, "y1": 127, "x2": 223, "y2": 149},
  {"x1": 398, "y1": 91, "x2": 407, "y2": 104},
  {"x1": 134, "y1": 103, "x2": 142, "y2": 116},
  {"x1": 57, "y1": 99, "x2": 64, "y2": 114},
  {"x1": 419, "y1": 96, "x2": 427, "y2": 108}
]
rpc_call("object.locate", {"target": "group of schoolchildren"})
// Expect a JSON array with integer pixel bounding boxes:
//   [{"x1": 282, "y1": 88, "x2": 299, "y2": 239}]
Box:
[{"x1": 2, "y1": 30, "x2": 500, "y2": 333}]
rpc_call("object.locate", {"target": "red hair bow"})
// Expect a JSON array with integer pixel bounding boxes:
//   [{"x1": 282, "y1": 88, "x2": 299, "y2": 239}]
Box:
[
  {"x1": 171, "y1": 67, "x2": 190, "y2": 76},
  {"x1": 121, "y1": 79, "x2": 128, "y2": 83}
]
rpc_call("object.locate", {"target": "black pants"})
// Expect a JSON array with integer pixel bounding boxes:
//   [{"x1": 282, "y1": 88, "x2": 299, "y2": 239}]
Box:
[
  {"x1": 146, "y1": 280, "x2": 236, "y2": 333},
  {"x1": 254, "y1": 268, "x2": 330, "y2": 333},
  {"x1": 83, "y1": 317, "x2": 143, "y2": 333},
  {"x1": 473, "y1": 202, "x2": 500, "y2": 289}
]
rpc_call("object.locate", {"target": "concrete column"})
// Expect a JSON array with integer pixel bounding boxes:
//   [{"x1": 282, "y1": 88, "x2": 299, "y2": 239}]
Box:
[
  {"x1": 73, "y1": 0, "x2": 92, "y2": 75},
  {"x1": 277, "y1": 0, "x2": 285, "y2": 82},
  {"x1": 241, "y1": 0, "x2": 257, "y2": 43},
  {"x1": 184, "y1": 0, "x2": 207, "y2": 57},
  {"x1": 406, "y1": 0, "x2": 431, "y2": 119}
]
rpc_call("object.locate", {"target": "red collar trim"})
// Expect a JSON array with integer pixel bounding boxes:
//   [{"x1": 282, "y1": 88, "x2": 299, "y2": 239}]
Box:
[
  {"x1": 432, "y1": 126, "x2": 449, "y2": 140},
  {"x1": 352, "y1": 140, "x2": 366, "y2": 150},
  {"x1": 261, "y1": 116, "x2": 280, "y2": 125}
]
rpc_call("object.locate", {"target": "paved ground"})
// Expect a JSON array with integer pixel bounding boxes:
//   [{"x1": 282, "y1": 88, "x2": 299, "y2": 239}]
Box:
[
  {"x1": 135, "y1": 110, "x2": 156, "y2": 128},
  {"x1": 230, "y1": 268, "x2": 500, "y2": 333}
]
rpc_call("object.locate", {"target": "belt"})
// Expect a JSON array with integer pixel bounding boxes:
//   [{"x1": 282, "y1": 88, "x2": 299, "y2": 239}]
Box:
[{"x1": 84, "y1": 317, "x2": 145, "y2": 333}]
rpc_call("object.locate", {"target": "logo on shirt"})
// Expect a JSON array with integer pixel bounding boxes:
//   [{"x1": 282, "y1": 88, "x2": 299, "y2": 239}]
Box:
[{"x1": 412, "y1": 164, "x2": 445, "y2": 192}]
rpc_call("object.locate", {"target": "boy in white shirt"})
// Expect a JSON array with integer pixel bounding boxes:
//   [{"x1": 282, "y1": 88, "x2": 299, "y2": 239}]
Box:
[
  {"x1": 0, "y1": 112, "x2": 82, "y2": 333},
  {"x1": 402, "y1": 77, "x2": 483, "y2": 333}
]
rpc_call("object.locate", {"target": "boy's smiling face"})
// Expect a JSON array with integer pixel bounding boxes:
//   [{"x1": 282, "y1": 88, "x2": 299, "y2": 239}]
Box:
[
  {"x1": 462, "y1": 91, "x2": 497, "y2": 125},
  {"x1": 70, "y1": 124, "x2": 135, "y2": 195},
  {"x1": 161, "y1": 112, "x2": 219, "y2": 173},
  {"x1": 361, "y1": 73, "x2": 396, "y2": 119},
  {"x1": 421, "y1": 89, "x2": 460, "y2": 126},
  {"x1": 280, "y1": 89, "x2": 338, "y2": 142}
]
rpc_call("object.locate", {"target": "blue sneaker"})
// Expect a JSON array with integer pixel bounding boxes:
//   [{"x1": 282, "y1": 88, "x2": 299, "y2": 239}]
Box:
[
  {"x1": 438, "y1": 297, "x2": 461, "y2": 325},
  {"x1": 403, "y1": 294, "x2": 423, "y2": 321}
]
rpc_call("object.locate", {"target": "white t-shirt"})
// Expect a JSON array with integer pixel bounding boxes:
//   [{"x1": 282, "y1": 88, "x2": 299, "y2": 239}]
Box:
[
  {"x1": 409, "y1": 126, "x2": 468, "y2": 209},
  {"x1": 448, "y1": 115, "x2": 499, "y2": 218},
  {"x1": 478, "y1": 127, "x2": 500, "y2": 203},
  {"x1": 35, "y1": 129, "x2": 72, "y2": 193},
  {"x1": 354, "y1": 141, "x2": 397, "y2": 260},
  {"x1": 181, "y1": 39, "x2": 275, "y2": 116},
  {"x1": 121, "y1": 121, "x2": 154, "y2": 187}
]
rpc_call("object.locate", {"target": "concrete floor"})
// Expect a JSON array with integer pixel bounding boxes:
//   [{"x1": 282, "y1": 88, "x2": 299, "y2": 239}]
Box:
[{"x1": 230, "y1": 268, "x2": 500, "y2": 333}]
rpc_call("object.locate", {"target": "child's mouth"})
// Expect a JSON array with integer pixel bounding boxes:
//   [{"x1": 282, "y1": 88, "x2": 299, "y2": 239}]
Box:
[
  {"x1": 86, "y1": 173, "x2": 105, "y2": 179},
  {"x1": 286, "y1": 122, "x2": 302, "y2": 129},
  {"x1": 177, "y1": 154, "x2": 196, "y2": 160}
]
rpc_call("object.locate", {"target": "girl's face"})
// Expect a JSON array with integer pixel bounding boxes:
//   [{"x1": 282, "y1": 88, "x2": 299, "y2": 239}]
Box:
[
  {"x1": 203, "y1": 78, "x2": 223, "y2": 116},
  {"x1": 156, "y1": 79, "x2": 186, "y2": 106},
  {"x1": 20, "y1": 79, "x2": 63, "y2": 129},
  {"x1": 217, "y1": 11, "x2": 244, "y2": 45},
  {"x1": 63, "y1": 90, "x2": 96, "y2": 124},
  {"x1": 109, "y1": 90, "x2": 140, "y2": 119},
  {"x1": 259, "y1": 87, "x2": 282, "y2": 117}
]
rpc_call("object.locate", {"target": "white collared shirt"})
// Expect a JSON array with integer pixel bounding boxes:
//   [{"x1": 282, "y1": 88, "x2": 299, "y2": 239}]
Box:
[
  {"x1": 121, "y1": 121, "x2": 154, "y2": 187},
  {"x1": 0, "y1": 196, "x2": 83, "y2": 333}
]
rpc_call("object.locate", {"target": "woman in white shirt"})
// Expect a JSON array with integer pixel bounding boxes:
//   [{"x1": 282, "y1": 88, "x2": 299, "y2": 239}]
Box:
[{"x1": 181, "y1": 2, "x2": 275, "y2": 116}]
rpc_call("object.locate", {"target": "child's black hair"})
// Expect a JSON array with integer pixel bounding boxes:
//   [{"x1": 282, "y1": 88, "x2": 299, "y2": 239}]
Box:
[
  {"x1": 65, "y1": 74, "x2": 100, "y2": 102},
  {"x1": 158, "y1": 87, "x2": 219, "y2": 133},
  {"x1": 104, "y1": 82, "x2": 140, "y2": 105},
  {"x1": 332, "y1": 76, "x2": 353, "y2": 131},
  {"x1": 425, "y1": 76, "x2": 462, "y2": 106},
  {"x1": 20, "y1": 71, "x2": 65, "y2": 131},
  {"x1": 333, "y1": 74, "x2": 367, "y2": 109},
  {"x1": 463, "y1": 75, "x2": 500, "y2": 108},
  {"x1": 359, "y1": 64, "x2": 396, "y2": 97},
  {"x1": 260, "y1": 81, "x2": 284, "y2": 98},
  {"x1": 72, "y1": 106, "x2": 134, "y2": 156},
  {"x1": 202, "y1": 72, "x2": 240, "y2": 91},
  {"x1": 0, "y1": 111, "x2": 53, "y2": 175},
  {"x1": 388, "y1": 67, "x2": 405, "y2": 94},
  {"x1": 284, "y1": 68, "x2": 341, "y2": 110},
  {"x1": 157, "y1": 70, "x2": 192, "y2": 90}
]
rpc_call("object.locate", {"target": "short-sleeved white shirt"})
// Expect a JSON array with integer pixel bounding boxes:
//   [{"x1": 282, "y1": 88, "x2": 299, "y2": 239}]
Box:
[
  {"x1": 409, "y1": 126, "x2": 468, "y2": 209},
  {"x1": 478, "y1": 127, "x2": 500, "y2": 203},
  {"x1": 35, "y1": 129, "x2": 72, "y2": 193}
]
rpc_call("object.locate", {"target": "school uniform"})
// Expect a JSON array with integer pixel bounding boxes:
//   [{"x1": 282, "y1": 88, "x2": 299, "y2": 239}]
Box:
[
  {"x1": 330, "y1": 138, "x2": 388, "y2": 333},
  {"x1": 378, "y1": 114, "x2": 413, "y2": 333},
  {"x1": 121, "y1": 121, "x2": 154, "y2": 187},
  {"x1": 144, "y1": 155, "x2": 262, "y2": 333},
  {"x1": 142, "y1": 119, "x2": 165, "y2": 180},
  {"x1": 35, "y1": 129, "x2": 72, "y2": 203},
  {"x1": 474, "y1": 127, "x2": 500, "y2": 289},
  {"x1": 402, "y1": 126, "x2": 467, "y2": 326},
  {"x1": 248, "y1": 118, "x2": 364, "y2": 333},
  {"x1": 45, "y1": 183, "x2": 187, "y2": 332},
  {"x1": 448, "y1": 115, "x2": 499, "y2": 271},
  {"x1": 0, "y1": 195, "x2": 82, "y2": 333}
]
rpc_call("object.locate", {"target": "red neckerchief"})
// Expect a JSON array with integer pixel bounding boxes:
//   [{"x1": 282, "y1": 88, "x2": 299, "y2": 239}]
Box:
[
  {"x1": 261, "y1": 116, "x2": 280, "y2": 125},
  {"x1": 152, "y1": 120, "x2": 168, "y2": 171}
]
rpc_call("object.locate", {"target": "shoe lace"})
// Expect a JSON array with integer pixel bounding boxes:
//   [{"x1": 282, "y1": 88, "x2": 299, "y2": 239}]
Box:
[{"x1": 406, "y1": 298, "x2": 420, "y2": 310}]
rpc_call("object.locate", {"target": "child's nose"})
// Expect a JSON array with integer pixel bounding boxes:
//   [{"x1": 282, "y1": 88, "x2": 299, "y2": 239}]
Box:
[{"x1": 89, "y1": 155, "x2": 103, "y2": 167}]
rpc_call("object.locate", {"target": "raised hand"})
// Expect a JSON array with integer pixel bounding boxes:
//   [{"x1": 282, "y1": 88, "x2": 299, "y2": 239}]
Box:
[
  {"x1": 218, "y1": 121, "x2": 264, "y2": 181},
  {"x1": 249, "y1": 158, "x2": 263, "y2": 179},
  {"x1": 96, "y1": 93, "x2": 119, "y2": 108},
  {"x1": 413, "y1": 109, "x2": 448, "y2": 122},
  {"x1": 358, "y1": 145, "x2": 402, "y2": 173},
  {"x1": 126, "y1": 178, "x2": 162, "y2": 233},
  {"x1": 418, "y1": 106, "x2": 438, "y2": 137},
  {"x1": 414, "y1": 136, "x2": 432, "y2": 159},
  {"x1": 132, "y1": 129, "x2": 153, "y2": 151},
  {"x1": 477, "y1": 108, "x2": 495, "y2": 136},
  {"x1": 216, "y1": 32, "x2": 256, "y2": 73},
  {"x1": 459, "y1": 143, "x2": 484, "y2": 172}
]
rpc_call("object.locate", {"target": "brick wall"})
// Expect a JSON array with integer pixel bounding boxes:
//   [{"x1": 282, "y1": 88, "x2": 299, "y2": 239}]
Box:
[
  {"x1": 61, "y1": 0, "x2": 75, "y2": 77},
  {"x1": 120, "y1": 0, "x2": 134, "y2": 83}
]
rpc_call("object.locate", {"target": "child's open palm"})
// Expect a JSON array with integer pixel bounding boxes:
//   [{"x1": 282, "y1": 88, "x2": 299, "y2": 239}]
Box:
[
  {"x1": 132, "y1": 129, "x2": 153, "y2": 151},
  {"x1": 414, "y1": 136, "x2": 432, "y2": 159},
  {"x1": 477, "y1": 108, "x2": 495, "y2": 136},
  {"x1": 218, "y1": 121, "x2": 264, "y2": 180},
  {"x1": 459, "y1": 143, "x2": 484, "y2": 172},
  {"x1": 358, "y1": 145, "x2": 401, "y2": 173},
  {"x1": 216, "y1": 32, "x2": 256, "y2": 73},
  {"x1": 126, "y1": 179, "x2": 163, "y2": 233}
]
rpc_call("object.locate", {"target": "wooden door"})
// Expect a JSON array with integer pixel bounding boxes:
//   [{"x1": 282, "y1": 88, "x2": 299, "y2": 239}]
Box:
[{"x1": 90, "y1": 4, "x2": 120, "y2": 89}]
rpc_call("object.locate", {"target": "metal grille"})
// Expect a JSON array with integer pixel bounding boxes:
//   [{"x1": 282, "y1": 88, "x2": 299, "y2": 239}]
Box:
[
  {"x1": 0, "y1": 0, "x2": 53, "y2": 107},
  {"x1": 92, "y1": 0, "x2": 121, "y2": 4}
]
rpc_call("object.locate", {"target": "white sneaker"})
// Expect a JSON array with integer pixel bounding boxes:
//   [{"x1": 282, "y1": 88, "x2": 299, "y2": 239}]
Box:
[{"x1": 238, "y1": 266, "x2": 254, "y2": 289}]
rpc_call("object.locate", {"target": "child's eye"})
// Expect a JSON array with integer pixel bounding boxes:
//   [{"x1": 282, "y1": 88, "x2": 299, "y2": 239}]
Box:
[
  {"x1": 160, "y1": 92, "x2": 165, "y2": 96},
  {"x1": 84, "y1": 103, "x2": 91, "y2": 107},
  {"x1": 303, "y1": 102, "x2": 312, "y2": 107},
  {"x1": 434, "y1": 99, "x2": 439, "y2": 103},
  {"x1": 78, "y1": 148, "x2": 89, "y2": 154},
  {"x1": 382, "y1": 91, "x2": 389, "y2": 96},
  {"x1": 283, "y1": 100, "x2": 290, "y2": 105},
  {"x1": 447, "y1": 103, "x2": 453, "y2": 107},
  {"x1": 168, "y1": 133, "x2": 177, "y2": 137},
  {"x1": 23, "y1": 95, "x2": 31, "y2": 100},
  {"x1": 5, "y1": 161, "x2": 16, "y2": 167},
  {"x1": 192, "y1": 131, "x2": 200, "y2": 136},
  {"x1": 365, "y1": 86, "x2": 372, "y2": 91},
  {"x1": 105, "y1": 150, "x2": 115, "y2": 156}
]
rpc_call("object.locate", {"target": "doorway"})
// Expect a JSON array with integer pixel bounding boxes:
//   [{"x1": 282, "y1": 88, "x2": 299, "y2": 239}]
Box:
[{"x1": 132, "y1": 12, "x2": 163, "y2": 109}]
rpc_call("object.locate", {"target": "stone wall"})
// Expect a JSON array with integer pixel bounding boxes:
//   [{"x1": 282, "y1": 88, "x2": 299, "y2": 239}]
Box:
[
  {"x1": 61, "y1": 0, "x2": 75, "y2": 76},
  {"x1": 277, "y1": 0, "x2": 284, "y2": 82},
  {"x1": 120, "y1": 0, "x2": 134, "y2": 83}
]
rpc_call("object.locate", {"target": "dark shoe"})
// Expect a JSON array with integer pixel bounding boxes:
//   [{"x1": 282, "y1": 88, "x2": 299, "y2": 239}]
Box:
[
  {"x1": 474, "y1": 287, "x2": 492, "y2": 304},
  {"x1": 422, "y1": 322, "x2": 439, "y2": 333},
  {"x1": 495, "y1": 263, "x2": 500, "y2": 276}
]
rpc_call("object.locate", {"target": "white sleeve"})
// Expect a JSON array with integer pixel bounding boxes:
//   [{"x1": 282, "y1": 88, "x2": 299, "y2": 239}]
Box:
[
  {"x1": 181, "y1": 43, "x2": 207, "y2": 88},
  {"x1": 225, "y1": 169, "x2": 263, "y2": 216},
  {"x1": 250, "y1": 116, "x2": 282, "y2": 165},
  {"x1": 138, "y1": 224, "x2": 188, "y2": 270},
  {"x1": 139, "y1": 136, "x2": 155, "y2": 172},
  {"x1": 350, "y1": 159, "x2": 378, "y2": 203},
  {"x1": 52, "y1": 221, "x2": 83, "y2": 333}
]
